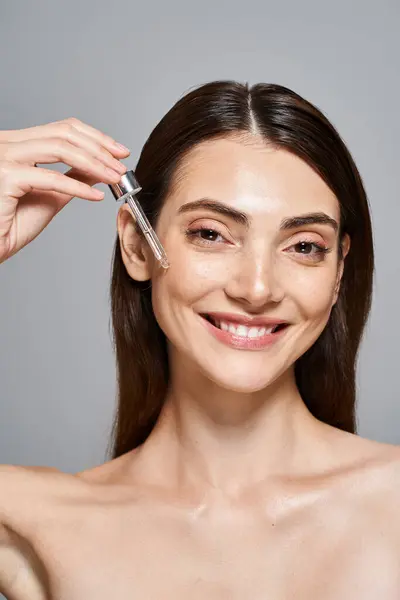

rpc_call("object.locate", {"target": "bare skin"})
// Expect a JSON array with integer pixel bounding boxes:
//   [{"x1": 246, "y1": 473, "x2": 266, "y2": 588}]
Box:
[
  {"x1": 1, "y1": 120, "x2": 399, "y2": 599},
  {"x1": 1, "y1": 431, "x2": 400, "y2": 599}
]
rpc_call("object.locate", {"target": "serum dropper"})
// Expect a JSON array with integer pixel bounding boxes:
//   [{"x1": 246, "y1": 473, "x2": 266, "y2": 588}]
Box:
[{"x1": 109, "y1": 170, "x2": 169, "y2": 269}]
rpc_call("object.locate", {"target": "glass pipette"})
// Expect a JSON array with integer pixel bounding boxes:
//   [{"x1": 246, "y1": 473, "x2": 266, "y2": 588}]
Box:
[{"x1": 109, "y1": 170, "x2": 169, "y2": 269}]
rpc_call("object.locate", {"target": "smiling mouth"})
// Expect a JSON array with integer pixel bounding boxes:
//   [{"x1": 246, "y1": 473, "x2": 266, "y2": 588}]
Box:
[{"x1": 201, "y1": 314, "x2": 288, "y2": 338}]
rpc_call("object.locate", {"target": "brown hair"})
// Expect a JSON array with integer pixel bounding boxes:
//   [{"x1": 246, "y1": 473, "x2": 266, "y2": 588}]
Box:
[{"x1": 106, "y1": 80, "x2": 374, "y2": 460}]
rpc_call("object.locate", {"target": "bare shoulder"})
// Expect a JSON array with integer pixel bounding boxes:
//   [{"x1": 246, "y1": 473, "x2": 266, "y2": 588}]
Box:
[
  {"x1": 338, "y1": 430, "x2": 400, "y2": 483},
  {"x1": 313, "y1": 426, "x2": 400, "y2": 525},
  {"x1": 364, "y1": 440, "x2": 400, "y2": 546},
  {"x1": 369, "y1": 438, "x2": 400, "y2": 498},
  {"x1": 0, "y1": 464, "x2": 61, "y2": 522},
  {"x1": 356, "y1": 435, "x2": 400, "y2": 481},
  {"x1": 341, "y1": 434, "x2": 400, "y2": 525},
  {"x1": 0, "y1": 452, "x2": 140, "y2": 532},
  {"x1": 0, "y1": 461, "x2": 109, "y2": 526},
  {"x1": 0, "y1": 464, "x2": 80, "y2": 597},
  {"x1": 0, "y1": 463, "x2": 86, "y2": 543}
]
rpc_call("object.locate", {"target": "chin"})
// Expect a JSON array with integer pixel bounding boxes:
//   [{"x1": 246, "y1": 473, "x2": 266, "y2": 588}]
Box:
[
  {"x1": 210, "y1": 378, "x2": 276, "y2": 394},
  {"x1": 198, "y1": 357, "x2": 289, "y2": 394}
]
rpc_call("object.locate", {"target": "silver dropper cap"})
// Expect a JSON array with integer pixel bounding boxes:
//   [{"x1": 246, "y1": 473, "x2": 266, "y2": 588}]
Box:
[{"x1": 109, "y1": 170, "x2": 142, "y2": 201}]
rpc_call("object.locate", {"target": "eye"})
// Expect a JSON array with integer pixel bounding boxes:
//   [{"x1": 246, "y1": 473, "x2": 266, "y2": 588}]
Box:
[
  {"x1": 287, "y1": 240, "x2": 332, "y2": 261},
  {"x1": 184, "y1": 226, "x2": 332, "y2": 260},
  {"x1": 185, "y1": 227, "x2": 228, "y2": 246}
]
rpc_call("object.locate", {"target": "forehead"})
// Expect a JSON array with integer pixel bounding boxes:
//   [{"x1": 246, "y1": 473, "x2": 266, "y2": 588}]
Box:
[{"x1": 165, "y1": 136, "x2": 340, "y2": 221}]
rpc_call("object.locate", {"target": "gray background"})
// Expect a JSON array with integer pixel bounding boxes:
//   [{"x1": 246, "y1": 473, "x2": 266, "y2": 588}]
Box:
[{"x1": 0, "y1": 0, "x2": 399, "y2": 476}]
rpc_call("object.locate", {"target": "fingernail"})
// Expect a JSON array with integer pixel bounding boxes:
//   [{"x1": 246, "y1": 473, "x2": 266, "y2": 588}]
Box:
[{"x1": 113, "y1": 142, "x2": 130, "y2": 153}]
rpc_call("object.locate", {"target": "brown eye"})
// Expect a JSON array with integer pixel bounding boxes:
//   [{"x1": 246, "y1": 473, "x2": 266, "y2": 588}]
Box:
[
  {"x1": 185, "y1": 227, "x2": 226, "y2": 245},
  {"x1": 285, "y1": 239, "x2": 331, "y2": 262},
  {"x1": 295, "y1": 241, "x2": 314, "y2": 254},
  {"x1": 199, "y1": 229, "x2": 220, "y2": 241}
]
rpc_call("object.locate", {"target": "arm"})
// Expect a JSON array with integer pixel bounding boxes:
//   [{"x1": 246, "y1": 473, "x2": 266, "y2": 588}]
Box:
[
  {"x1": 0, "y1": 465, "x2": 58, "y2": 599},
  {"x1": 0, "y1": 466, "x2": 27, "y2": 597}
]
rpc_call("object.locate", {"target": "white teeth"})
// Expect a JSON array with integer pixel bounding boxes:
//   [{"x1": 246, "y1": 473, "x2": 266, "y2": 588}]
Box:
[
  {"x1": 236, "y1": 325, "x2": 248, "y2": 337},
  {"x1": 248, "y1": 327, "x2": 260, "y2": 338},
  {"x1": 211, "y1": 319, "x2": 277, "y2": 338}
]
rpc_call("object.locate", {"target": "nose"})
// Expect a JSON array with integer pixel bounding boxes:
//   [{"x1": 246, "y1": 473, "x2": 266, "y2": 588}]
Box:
[{"x1": 224, "y1": 245, "x2": 285, "y2": 310}]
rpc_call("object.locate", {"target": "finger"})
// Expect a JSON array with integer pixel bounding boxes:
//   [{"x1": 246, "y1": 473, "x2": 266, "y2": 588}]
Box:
[
  {"x1": 63, "y1": 118, "x2": 131, "y2": 158},
  {"x1": 1, "y1": 163, "x2": 104, "y2": 202},
  {"x1": 64, "y1": 167, "x2": 99, "y2": 187},
  {"x1": 4, "y1": 138, "x2": 123, "y2": 184},
  {"x1": 52, "y1": 127, "x2": 128, "y2": 174},
  {"x1": 17, "y1": 167, "x2": 107, "y2": 214},
  {"x1": 12, "y1": 118, "x2": 131, "y2": 159}
]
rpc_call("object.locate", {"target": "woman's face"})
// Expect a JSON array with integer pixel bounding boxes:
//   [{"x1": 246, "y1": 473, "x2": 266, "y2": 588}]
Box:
[{"x1": 122, "y1": 136, "x2": 350, "y2": 393}]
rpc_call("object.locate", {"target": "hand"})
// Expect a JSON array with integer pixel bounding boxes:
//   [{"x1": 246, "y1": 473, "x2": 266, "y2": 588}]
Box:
[{"x1": 0, "y1": 117, "x2": 130, "y2": 263}]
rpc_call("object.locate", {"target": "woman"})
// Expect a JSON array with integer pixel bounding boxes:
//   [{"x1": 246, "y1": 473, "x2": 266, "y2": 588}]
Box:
[{"x1": 0, "y1": 80, "x2": 399, "y2": 599}]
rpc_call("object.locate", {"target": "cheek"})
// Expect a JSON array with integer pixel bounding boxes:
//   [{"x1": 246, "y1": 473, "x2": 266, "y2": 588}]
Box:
[
  {"x1": 150, "y1": 253, "x2": 216, "y2": 331},
  {"x1": 154, "y1": 249, "x2": 231, "y2": 306},
  {"x1": 289, "y1": 269, "x2": 338, "y2": 320}
]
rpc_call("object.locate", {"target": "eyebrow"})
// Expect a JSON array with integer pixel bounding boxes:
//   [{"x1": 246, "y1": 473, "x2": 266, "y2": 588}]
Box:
[{"x1": 177, "y1": 199, "x2": 339, "y2": 233}]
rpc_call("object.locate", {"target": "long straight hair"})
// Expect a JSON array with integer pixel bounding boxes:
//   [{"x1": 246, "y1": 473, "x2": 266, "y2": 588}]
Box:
[{"x1": 106, "y1": 81, "x2": 374, "y2": 460}]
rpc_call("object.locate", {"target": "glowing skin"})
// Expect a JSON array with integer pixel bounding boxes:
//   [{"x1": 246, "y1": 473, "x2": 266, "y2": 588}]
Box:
[
  {"x1": 120, "y1": 136, "x2": 348, "y2": 395},
  {"x1": 4, "y1": 125, "x2": 400, "y2": 600},
  {"x1": 4, "y1": 135, "x2": 400, "y2": 600},
  {"x1": 117, "y1": 134, "x2": 351, "y2": 493}
]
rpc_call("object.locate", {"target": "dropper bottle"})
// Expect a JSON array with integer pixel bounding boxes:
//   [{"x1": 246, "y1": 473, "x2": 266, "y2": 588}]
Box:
[{"x1": 109, "y1": 170, "x2": 169, "y2": 269}]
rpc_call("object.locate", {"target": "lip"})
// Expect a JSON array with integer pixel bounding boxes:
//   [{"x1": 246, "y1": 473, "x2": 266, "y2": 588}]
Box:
[{"x1": 199, "y1": 314, "x2": 290, "y2": 350}]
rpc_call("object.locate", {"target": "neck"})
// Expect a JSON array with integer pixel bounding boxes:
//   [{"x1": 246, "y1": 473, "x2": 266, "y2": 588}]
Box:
[{"x1": 133, "y1": 363, "x2": 333, "y2": 500}]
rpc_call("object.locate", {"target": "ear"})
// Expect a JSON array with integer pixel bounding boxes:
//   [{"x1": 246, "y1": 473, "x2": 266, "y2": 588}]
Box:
[
  {"x1": 117, "y1": 204, "x2": 153, "y2": 281},
  {"x1": 332, "y1": 233, "x2": 351, "y2": 306}
]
